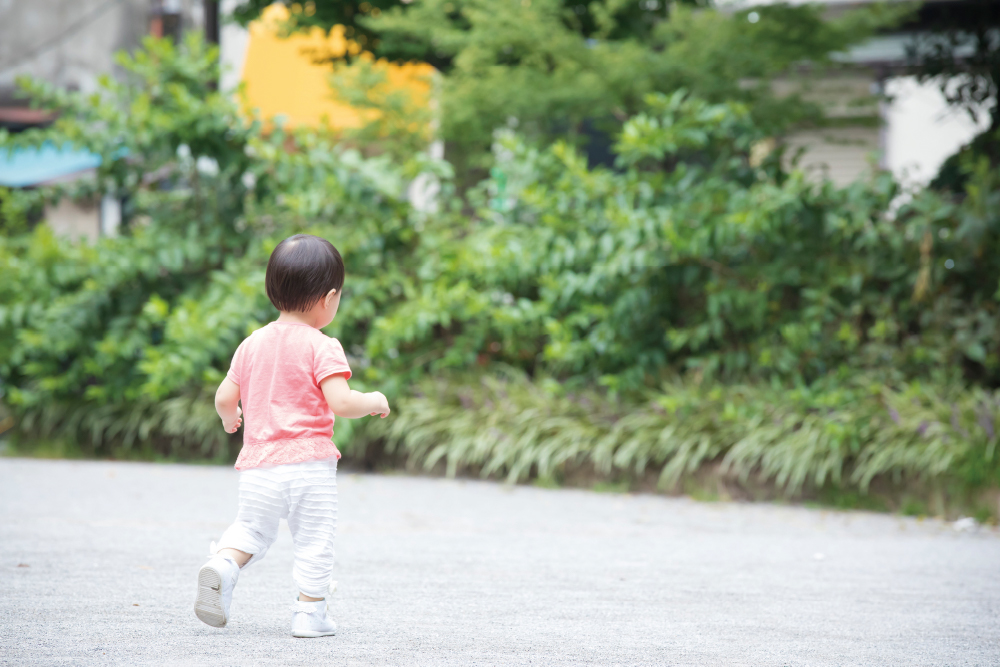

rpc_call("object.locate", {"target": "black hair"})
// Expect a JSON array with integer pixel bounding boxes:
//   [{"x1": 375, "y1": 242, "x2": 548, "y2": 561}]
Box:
[{"x1": 265, "y1": 234, "x2": 345, "y2": 312}]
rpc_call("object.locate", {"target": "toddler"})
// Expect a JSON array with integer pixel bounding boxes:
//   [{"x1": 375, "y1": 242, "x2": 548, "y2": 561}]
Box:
[{"x1": 194, "y1": 234, "x2": 390, "y2": 638}]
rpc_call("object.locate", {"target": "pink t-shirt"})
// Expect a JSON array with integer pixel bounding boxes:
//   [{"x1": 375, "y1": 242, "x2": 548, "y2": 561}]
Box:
[{"x1": 226, "y1": 321, "x2": 352, "y2": 471}]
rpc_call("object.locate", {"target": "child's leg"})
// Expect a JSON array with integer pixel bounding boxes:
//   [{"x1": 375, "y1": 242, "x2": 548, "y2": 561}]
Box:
[
  {"x1": 196, "y1": 466, "x2": 289, "y2": 627},
  {"x1": 195, "y1": 467, "x2": 287, "y2": 627},
  {"x1": 217, "y1": 548, "x2": 252, "y2": 568},
  {"x1": 285, "y1": 459, "x2": 338, "y2": 601},
  {"x1": 216, "y1": 467, "x2": 286, "y2": 567}
]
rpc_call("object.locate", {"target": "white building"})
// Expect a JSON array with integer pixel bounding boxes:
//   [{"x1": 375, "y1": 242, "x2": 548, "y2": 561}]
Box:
[{"x1": 735, "y1": 0, "x2": 993, "y2": 186}]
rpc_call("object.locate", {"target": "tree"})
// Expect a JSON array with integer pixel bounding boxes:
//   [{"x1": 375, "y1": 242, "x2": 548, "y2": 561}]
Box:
[
  {"x1": 232, "y1": 0, "x2": 710, "y2": 68},
  {"x1": 231, "y1": 0, "x2": 910, "y2": 168}
]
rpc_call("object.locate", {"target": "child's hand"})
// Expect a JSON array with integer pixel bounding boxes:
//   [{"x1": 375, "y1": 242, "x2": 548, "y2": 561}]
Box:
[
  {"x1": 223, "y1": 406, "x2": 243, "y2": 433},
  {"x1": 368, "y1": 391, "x2": 390, "y2": 418}
]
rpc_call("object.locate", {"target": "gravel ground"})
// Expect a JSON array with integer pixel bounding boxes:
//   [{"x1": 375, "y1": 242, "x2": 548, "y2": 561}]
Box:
[{"x1": 1, "y1": 457, "x2": 998, "y2": 666}]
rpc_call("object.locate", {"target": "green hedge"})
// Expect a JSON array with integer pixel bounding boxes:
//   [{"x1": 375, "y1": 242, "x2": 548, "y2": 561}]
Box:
[{"x1": 1, "y1": 36, "x2": 998, "y2": 512}]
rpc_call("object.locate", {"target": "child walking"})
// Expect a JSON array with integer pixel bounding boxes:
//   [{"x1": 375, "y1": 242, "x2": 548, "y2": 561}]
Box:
[{"x1": 194, "y1": 234, "x2": 390, "y2": 637}]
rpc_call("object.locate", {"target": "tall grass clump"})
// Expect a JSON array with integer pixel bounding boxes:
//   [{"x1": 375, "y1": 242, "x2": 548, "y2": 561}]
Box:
[{"x1": 375, "y1": 369, "x2": 1000, "y2": 514}]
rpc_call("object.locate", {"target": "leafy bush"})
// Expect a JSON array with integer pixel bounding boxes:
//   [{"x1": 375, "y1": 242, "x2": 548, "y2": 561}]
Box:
[
  {"x1": 1, "y1": 36, "x2": 999, "y2": 513},
  {"x1": 369, "y1": 92, "x2": 1000, "y2": 393},
  {"x1": 0, "y1": 35, "x2": 423, "y2": 460}
]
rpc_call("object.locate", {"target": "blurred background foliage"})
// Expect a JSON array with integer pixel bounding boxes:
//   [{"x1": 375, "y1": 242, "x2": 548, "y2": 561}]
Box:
[
  {"x1": 1, "y1": 10, "x2": 998, "y2": 516},
  {"x1": 238, "y1": 0, "x2": 914, "y2": 174}
]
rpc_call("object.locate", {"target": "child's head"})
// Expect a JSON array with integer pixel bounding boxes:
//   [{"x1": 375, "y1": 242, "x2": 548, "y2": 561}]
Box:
[{"x1": 266, "y1": 234, "x2": 345, "y2": 326}]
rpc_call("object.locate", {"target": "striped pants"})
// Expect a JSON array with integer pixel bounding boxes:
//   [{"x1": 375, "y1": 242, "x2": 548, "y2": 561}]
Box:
[{"x1": 216, "y1": 458, "x2": 338, "y2": 598}]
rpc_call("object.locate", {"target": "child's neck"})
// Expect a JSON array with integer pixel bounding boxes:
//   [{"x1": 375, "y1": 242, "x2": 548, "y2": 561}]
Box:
[{"x1": 277, "y1": 310, "x2": 321, "y2": 328}]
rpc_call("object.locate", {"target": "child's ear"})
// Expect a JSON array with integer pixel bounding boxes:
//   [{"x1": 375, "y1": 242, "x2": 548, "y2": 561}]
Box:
[{"x1": 325, "y1": 288, "x2": 337, "y2": 306}]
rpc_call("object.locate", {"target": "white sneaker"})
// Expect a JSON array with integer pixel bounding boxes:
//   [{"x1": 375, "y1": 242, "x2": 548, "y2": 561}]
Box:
[
  {"x1": 290, "y1": 599, "x2": 337, "y2": 638},
  {"x1": 194, "y1": 555, "x2": 240, "y2": 628}
]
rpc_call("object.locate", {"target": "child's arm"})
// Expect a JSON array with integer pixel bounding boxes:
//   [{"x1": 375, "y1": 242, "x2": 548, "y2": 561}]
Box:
[
  {"x1": 320, "y1": 374, "x2": 390, "y2": 419},
  {"x1": 215, "y1": 378, "x2": 243, "y2": 433}
]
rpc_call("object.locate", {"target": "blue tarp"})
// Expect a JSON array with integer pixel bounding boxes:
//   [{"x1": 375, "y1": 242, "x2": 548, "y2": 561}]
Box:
[{"x1": 0, "y1": 143, "x2": 102, "y2": 188}]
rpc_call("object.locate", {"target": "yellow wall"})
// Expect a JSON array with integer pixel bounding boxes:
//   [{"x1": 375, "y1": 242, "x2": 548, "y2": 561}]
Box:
[{"x1": 240, "y1": 4, "x2": 433, "y2": 129}]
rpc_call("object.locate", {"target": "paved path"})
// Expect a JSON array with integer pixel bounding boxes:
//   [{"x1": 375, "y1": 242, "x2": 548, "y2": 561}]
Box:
[{"x1": 1, "y1": 458, "x2": 998, "y2": 666}]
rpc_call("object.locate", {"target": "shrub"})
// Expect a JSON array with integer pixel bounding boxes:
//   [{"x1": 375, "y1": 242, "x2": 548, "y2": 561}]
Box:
[
  {"x1": 1, "y1": 37, "x2": 998, "y2": 513},
  {"x1": 369, "y1": 93, "x2": 1000, "y2": 392},
  {"x1": 0, "y1": 35, "x2": 424, "y2": 460}
]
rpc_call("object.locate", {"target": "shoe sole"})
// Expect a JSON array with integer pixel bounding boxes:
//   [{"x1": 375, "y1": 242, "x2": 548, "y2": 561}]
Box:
[
  {"x1": 291, "y1": 629, "x2": 337, "y2": 638},
  {"x1": 194, "y1": 565, "x2": 227, "y2": 628}
]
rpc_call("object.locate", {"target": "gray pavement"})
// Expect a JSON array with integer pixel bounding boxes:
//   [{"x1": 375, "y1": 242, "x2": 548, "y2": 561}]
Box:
[{"x1": 0, "y1": 457, "x2": 998, "y2": 666}]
